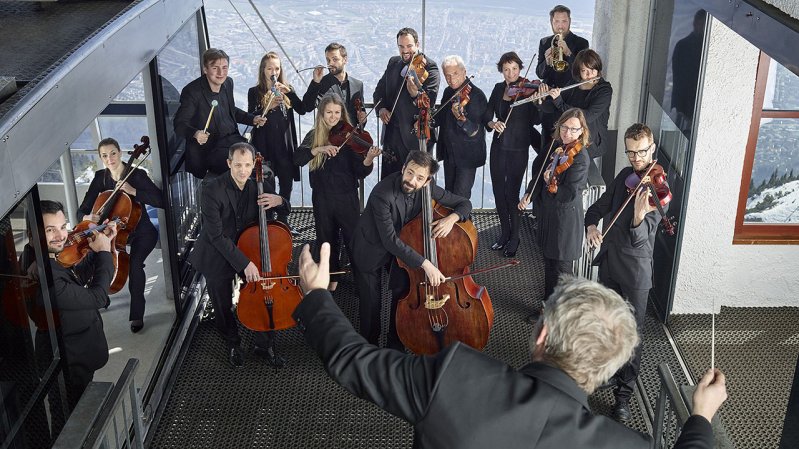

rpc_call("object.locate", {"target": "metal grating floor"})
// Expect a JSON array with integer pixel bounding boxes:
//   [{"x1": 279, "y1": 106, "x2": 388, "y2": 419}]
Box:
[
  {"x1": 150, "y1": 211, "x2": 686, "y2": 447},
  {"x1": 670, "y1": 307, "x2": 799, "y2": 448}
]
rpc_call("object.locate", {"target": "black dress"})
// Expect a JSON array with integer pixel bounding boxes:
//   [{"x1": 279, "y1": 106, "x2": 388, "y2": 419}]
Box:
[{"x1": 77, "y1": 166, "x2": 163, "y2": 322}]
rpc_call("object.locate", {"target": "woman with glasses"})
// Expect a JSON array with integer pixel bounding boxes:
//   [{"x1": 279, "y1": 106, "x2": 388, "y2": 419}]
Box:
[
  {"x1": 537, "y1": 49, "x2": 612, "y2": 159},
  {"x1": 520, "y1": 108, "x2": 590, "y2": 304},
  {"x1": 482, "y1": 51, "x2": 542, "y2": 258}
]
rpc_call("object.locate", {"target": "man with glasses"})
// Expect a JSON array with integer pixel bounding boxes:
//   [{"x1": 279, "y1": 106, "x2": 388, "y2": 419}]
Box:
[{"x1": 584, "y1": 123, "x2": 665, "y2": 422}]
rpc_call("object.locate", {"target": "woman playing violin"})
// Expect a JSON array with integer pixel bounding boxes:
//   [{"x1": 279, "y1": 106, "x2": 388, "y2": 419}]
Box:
[
  {"x1": 78, "y1": 137, "x2": 163, "y2": 333},
  {"x1": 248, "y1": 51, "x2": 309, "y2": 235},
  {"x1": 482, "y1": 51, "x2": 542, "y2": 257},
  {"x1": 519, "y1": 108, "x2": 589, "y2": 304},
  {"x1": 537, "y1": 49, "x2": 612, "y2": 158},
  {"x1": 294, "y1": 93, "x2": 380, "y2": 292}
]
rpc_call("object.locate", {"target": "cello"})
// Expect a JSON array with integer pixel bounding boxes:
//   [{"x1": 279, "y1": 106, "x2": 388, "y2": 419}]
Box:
[
  {"x1": 395, "y1": 92, "x2": 494, "y2": 355},
  {"x1": 235, "y1": 153, "x2": 302, "y2": 332}
]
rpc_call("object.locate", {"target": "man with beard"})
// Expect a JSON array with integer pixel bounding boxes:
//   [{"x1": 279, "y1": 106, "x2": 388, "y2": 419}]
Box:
[
  {"x1": 351, "y1": 150, "x2": 471, "y2": 350},
  {"x1": 374, "y1": 28, "x2": 440, "y2": 176},
  {"x1": 302, "y1": 42, "x2": 367, "y2": 126}
]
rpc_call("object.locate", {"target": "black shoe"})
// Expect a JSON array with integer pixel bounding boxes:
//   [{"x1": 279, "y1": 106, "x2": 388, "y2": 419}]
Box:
[
  {"x1": 503, "y1": 248, "x2": 517, "y2": 258},
  {"x1": 228, "y1": 346, "x2": 244, "y2": 368},
  {"x1": 612, "y1": 399, "x2": 631, "y2": 422},
  {"x1": 130, "y1": 320, "x2": 144, "y2": 333},
  {"x1": 491, "y1": 241, "x2": 506, "y2": 251},
  {"x1": 254, "y1": 345, "x2": 286, "y2": 368}
]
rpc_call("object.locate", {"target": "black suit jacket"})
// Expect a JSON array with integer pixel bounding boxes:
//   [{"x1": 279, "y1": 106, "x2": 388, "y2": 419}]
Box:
[
  {"x1": 483, "y1": 81, "x2": 542, "y2": 151},
  {"x1": 373, "y1": 55, "x2": 440, "y2": 160},
  {"x1": 435, "y1": 81, "x2": 488, "y2": 168},
  {"x1": 293, "y1": 289, "x2": 714, "y2": 449},
  {"x1": 535, "y1": 32, "x2": 590, "y2": 88},
  {"x1": 50, "y1": 252, "x2": 113, "y2": 372},
  {"x1": 584, "y1": 166, "x2": 668, "y2": 291},
  {"x1": 188, "y1": 173, "x2": 290, "y2": 281},
  {"x1": 301, "y1": 73, "x2": 365, "y2": 126},
  {"x1": 544, "y1": 79, "x2": 613, "y2": 158},
  {"x1": 536, "y1": 145, "x2": 590, "y2": 261},
  {"x1": 351, "y1": 172, "x2": 471, "y2": 272}
]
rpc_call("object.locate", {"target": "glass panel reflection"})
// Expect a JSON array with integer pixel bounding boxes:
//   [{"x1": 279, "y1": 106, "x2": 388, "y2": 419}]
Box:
[
  {"x1": 744, "y1": 118, "x2": 799, "y2": 223},
  {"x1": 764, "y1": 57, "x2": 799, "y2": 111}
]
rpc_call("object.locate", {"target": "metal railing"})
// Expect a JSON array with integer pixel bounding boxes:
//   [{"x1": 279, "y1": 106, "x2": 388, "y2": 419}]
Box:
[{"x1": 651, "y1": 362, "x2": 692, "y2": 449}]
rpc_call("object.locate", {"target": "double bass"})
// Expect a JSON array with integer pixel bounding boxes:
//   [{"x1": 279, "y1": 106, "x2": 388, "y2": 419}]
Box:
[
  {"x1": 235, "y1": 153, "x2": 302, "y2": 332},
  {"x1": 395, "y1": 92, "x2": 494, "y2": 355}
]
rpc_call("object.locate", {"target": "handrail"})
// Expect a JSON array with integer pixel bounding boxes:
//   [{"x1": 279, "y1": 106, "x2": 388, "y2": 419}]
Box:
[
  {"x1": 651, "y1": 362, "x2": 692, "y2": 449},
  {"x1": 85, "y1": 358, "x2": 145, "y2": 449}
]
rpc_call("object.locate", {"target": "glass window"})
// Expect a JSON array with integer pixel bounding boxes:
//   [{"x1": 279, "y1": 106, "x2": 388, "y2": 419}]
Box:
[
  {"x1": 114, "y1": 73, "x2": 145, "y2": 102},
  {"x1": 735, "y1": 53, "x2": 799, "y2": 240}
]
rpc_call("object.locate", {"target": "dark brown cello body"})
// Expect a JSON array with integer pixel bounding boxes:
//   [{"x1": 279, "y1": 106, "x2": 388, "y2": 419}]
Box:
[
  {"x1": 395, "y1": 193, "x2": 494, "y2": 355},
  {"x1": 236, "y1": 153, "x2": 302, "y2": 332}
]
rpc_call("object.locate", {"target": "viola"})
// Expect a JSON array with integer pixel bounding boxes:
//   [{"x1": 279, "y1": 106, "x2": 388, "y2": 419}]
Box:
[
  {"x1": 452, "y1": 83, "x2": 472, "y2": 121},
  {"x1": 400, "y1": 53, "x2": 429, "y2": 87},
  {"x1": 353, "y1": 97, "x2": 367, "y2": 125},
  {"x1": 624, "y1": 163, "x2": 677, "y2": 235},
  {"x1": 546, "y1": 140, "x2": 584, "y2": 194},
  {"x1": 235, "y1": 153, "x2": 302, "y2": 332},
  {"x1": 413, "y1": 92, "x2": 432, "y2": 141},
  {"x1": 329, "y1": 121, "x2": 374, "y2": 155}
]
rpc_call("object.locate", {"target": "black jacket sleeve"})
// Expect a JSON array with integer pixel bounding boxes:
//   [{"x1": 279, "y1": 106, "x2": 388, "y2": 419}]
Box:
[
  {"x1": 673, "y1": 415, "x2": 714, "y2": 449},
  {"x1": 130, "y1": 169, "x2": 164, "y2": 209},
  {"x1": 372, "y1": 193, "x2": 425, "y2": 268},
  {"x1": 56, "y1": 251, "x2": 114, "y2": 311},
  {"x1": 432, "y1": 184, "x2": 472, "y2": 221},
  {"x1": 174, "y1": 81, "x2": 201, "y2": 140},
  {"x1": 584, "y1": 178, "x2": 615, "y2": 228},
  {"x1": 552, "y1": 81, "x2": 613, "y2": 126},
  {"x1": 301, "y1": 79, "x2": 323, "y2": 113},
  {"x1": 482, "y1": 84, "x2": 501, "y2": 131},
  {"x1": 294, "y1": 129, "x2": 316, "y2": 166}
]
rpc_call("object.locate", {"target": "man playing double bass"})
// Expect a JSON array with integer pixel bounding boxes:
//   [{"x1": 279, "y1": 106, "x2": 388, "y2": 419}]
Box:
[
  {"x1": 584, "y1": 123, "x2": 667, "y2": 422},
  {"x1": 189, "y1": 143, "x2": 290, "y2": 368},
  {"x1": 351, "y1": 150, "x2": 471, "y2": 350},
  {"x1": 374, "y1": 27, "x2": 440, "y2": 176}
]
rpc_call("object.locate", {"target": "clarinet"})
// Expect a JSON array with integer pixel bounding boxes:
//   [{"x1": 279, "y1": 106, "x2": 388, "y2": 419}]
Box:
[{"x1": 271, "y1": 75, "x2": 287, "y2": 119}]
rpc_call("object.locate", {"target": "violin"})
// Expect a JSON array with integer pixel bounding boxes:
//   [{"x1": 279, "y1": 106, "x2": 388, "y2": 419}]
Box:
[
  {"x1": 329, "y1": 122, "x2": 374, "y2": 155},
  {"x1": 452, "y1": 83, "x2": 472, "y2": 122},
  {"x1": 624, "y1": 163, "x2": 677, "y2": 235},
  {"x1": 400, "y1": 53, "x2": 429, "y2": 87},
  {"x1": 235, "y1": 153, "x2": 302, "y2": 332},
  {"x1": 546, "y1": 140, "x2": 584, "y2": 194},
  {"x1": 56, "y1": 218, "x2": 123, "y2": 268},
  {"x1": 413, "y1": 92, "x2": 432, "y2": 141},
  {"x1": 353, "y1": 97, "x2": 367, "y2": 125},
  {"x1": 505, "y1": 78, "x2": 542, "y2": 98}
]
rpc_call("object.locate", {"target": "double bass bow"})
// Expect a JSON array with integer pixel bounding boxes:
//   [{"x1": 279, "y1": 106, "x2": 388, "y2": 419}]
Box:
[
  {"x1": 394, "y1": 90, "x2": 494, "y2": 355},
  {"x1": 235, "y1": 153, "x2": 302, "y2": 332}
]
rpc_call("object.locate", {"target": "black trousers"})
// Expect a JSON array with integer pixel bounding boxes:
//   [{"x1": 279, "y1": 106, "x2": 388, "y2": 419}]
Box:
[
  {"x1": 490, "y1": 146, "x2": 528, "y2": 251},
  {"x1": 443, "y1": 160, "x2": 477, "y2": 200},
  {"x1": 599, "y1": 262, "x2": 650, "y2": 402},
  {"x1": 127, "y1": 225, "x2": 159, "y2": 321},
  {"x1": 269, "y1": 159, "x2": 294, "y2": 222},
  {"x1": 312, "y1": 190, "x2": 359, "y2": 280},
  {"x1": 354, "y1": 258, "x2": 407, "y2": 349},
  {"x1": 205, "y1": 277, "x2": 274, "y2": 349},
  {"x1": 543, "y1": 257, "x2": 574, "y2": 302}
]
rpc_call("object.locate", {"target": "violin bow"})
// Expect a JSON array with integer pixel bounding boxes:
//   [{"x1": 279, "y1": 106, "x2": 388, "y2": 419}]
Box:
[
  {"x1": 335, "y1": 99, "x2": 382, "y2": 151},
  {"x1": 498, "y1": 53, "x2": 536, "y2": 135},
  {"x1": 387, "y1": 51, "x2": 422, "y2": 122},
  {"x1": 599, "y1": 160, "x2": 659, "y2": 240},
  {"x1": 254, "y1": 270, "x2": 349, "y2": 281},
  {"x1": 431, "y1": 76, "x2": 475, "y2": 118},
  {"x1": 521, "y1": 139, "x2": 558, "y2": 206}
]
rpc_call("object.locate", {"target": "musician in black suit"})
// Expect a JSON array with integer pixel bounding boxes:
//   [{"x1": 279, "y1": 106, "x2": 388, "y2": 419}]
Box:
[
  {"x1": 520, "y1": 108, "x2": 590, "y2": 304},
  {"x1": 189, "y1": 143, "x2": 290, "y2": 368},
  {"x1": 435, "y1": 55, "x2": 487, "y2": 200},
  {"x1": 301, "y1": 42, "x2": 367, "y2": 126},
  {"x1": 40, "y1": 200, "x2": 115, "y2": 410},
  {"x1": 294, "y1": 243, "x2": 728, "y2": 449},
  {"x1": 535, "y1": 5, "x2": 590, "y2": 89},
  {"x1": 351, "y1": 150, "x2": 471, "y2": 349},
  {"x1": 584, "y1": 123, "x2": 668, "y2": 422},
  {"x1": 174, "y1": 48, "x2": 265, "y2": 178},
  {"x1": 374, "y1": 27, "x2": 440, "y2": 176}
]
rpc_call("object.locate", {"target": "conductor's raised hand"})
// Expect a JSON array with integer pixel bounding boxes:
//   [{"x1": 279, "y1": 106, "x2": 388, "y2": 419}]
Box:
[
  {"x1": 299, "y1": 243, "x2": 330, "y2": 293},
  {"x1": 194, "y1": 130, "x2": 209, "y2": 145},
  {"x1": 257, "y1": 193, "x2": 283, "y2": 210},
  {"x1": 692, "y1": 368, "x2": 728, "y2": 423}
]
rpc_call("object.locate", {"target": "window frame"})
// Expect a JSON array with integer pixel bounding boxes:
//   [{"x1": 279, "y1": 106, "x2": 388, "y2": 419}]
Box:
[{"x1": 734, "y1": 52, "x2": 799, "y2": 244}]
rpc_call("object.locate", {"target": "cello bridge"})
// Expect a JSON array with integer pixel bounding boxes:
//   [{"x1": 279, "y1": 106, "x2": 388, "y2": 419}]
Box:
[
  {"x1": 424, "y1": 294, "x2": 450, "y2": 310},
  {"x1": 259, "y1": 280, "x2": 276, "y2": 291}
]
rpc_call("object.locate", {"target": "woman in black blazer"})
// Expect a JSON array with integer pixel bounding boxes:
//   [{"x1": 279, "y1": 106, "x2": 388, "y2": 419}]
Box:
[
  {"x1": 248, "y1": 51, "x2": 309, "y2": 232},
  {"x1": 482, "y1": 51, "x2": 542, "y2": 257},
  {"x1": 78, "y1": 137, "x2": 163, "y2": 333}
]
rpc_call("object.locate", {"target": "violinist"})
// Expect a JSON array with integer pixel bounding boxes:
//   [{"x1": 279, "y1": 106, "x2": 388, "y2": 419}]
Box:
[
  {"x1": 351, "y1": 150, "x2": 471, "y2": 350},
  {"x1": 520, "y1": 108, "x2": 589, "y2": 304},
  {"x1": 301, "y1": 42, "x2": 367, "y2": 126},
  {"x1": 174, "y1": 48, "x2": 265, "y2": 178},
  {"x1": 40, "y1": 200, "x2": 116, "y2": 411},
  {"x1": 537, "y1": 49, "x2": 612, "y2": 158},
  {"x1": 435, "y1": 55, "x2": 487, "y2": 199},
  {"x1": 584, "y1": 123, "x2": 666, "y2": 423},
  {"x1": 483, "y1": 51, "x2": 542, "y2": 257},
  {"x1": 78, "y1": 137, "x2": 163, "y2": 333},
  {"x1": 248, "y1": 51, "x2": 309, "y2": 236},
  {"x1": 374, "y1": 27, "x2": 440, "y2": 176},
  {"x1": 294, "y1": 93, "x2": 381, "y2": 292},
  {"x1": 535, "y1": 5, "x2": 589, "y2": 89},
  {"x1": 189, "y1": 143, "x2": 290, "y2": 368}
]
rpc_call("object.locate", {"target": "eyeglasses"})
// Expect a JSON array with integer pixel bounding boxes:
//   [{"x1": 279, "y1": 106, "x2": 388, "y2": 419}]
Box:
[
  {"x1": 559, "y1": 125, "x2": 582, "y2": 134},
  {"x1": 624, "y1": 143, "x2": 655, "y2": 159}
]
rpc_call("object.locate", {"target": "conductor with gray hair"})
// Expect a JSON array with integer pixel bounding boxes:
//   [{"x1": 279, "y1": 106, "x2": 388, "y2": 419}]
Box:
[{"x1": 294, "y1": 242, "x2": 728, "y2": 448}]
